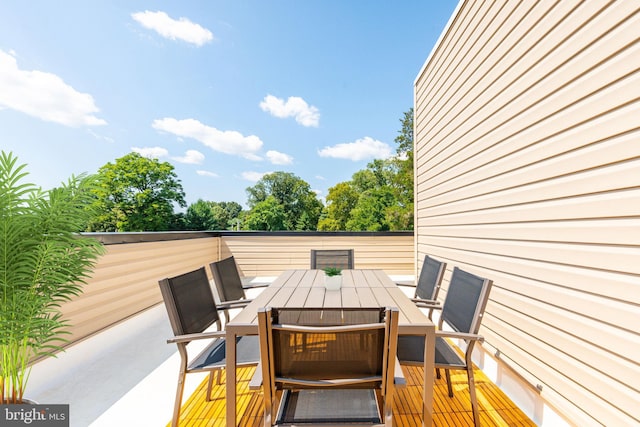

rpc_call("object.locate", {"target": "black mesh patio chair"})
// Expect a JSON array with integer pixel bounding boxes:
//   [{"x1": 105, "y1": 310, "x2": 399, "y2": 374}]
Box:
[
  {"x1": 256, "y1": 307, "x2": 400, "y2": 427},
  {"x1": 396, "y1": 267, "x2": 493, "y2": 427},
  {"x1": 158, "y1": 267, "x2": 260, "y2": 427},
  {"x1": 397, "y1": 255, "x2": 446, "y2": 319},
  {"x1": 209, "y1": 256, "x2": 268, "y2": 322},
  {"x1": 310, "y1": 249, "x2": 354, "y2": 270}
]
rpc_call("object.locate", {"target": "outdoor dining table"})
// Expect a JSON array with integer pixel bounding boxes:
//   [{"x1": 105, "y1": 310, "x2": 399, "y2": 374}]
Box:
[{"x1": 225, "y1": 269, "x2": 435, "y2": 426}]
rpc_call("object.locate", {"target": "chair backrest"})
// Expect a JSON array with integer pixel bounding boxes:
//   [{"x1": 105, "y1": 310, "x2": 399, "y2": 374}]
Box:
[
  {"x1": 158, "y1": 267, "x2": 222, "y2": 336},
  {"x1": 415, "y1": 255, "x2": 447, "y2": 300},
  {"x1": 310, "y1": 249, "x2": 354, "y2": 270},
  {"x1": 209, "y1": 256, "x2": 246, "y2": 302},
  {"x1": 258, "y1": 307, "x2": 398, "y2": 391},
  {"x1": 440, "y1": 267, "x2": 493, "y2": 335}
]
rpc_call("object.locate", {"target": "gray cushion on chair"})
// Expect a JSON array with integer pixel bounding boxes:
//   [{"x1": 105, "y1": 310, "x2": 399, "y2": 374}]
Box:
[
  {"x1": 189, "y1": 335, "x2": 261, "y2": 371},
  {"x1": 397, "y1": 336, "x2": 466, "y2": 369},
  {"x1": 278, "y1": 389, "x2": 381, "y2": 424}
]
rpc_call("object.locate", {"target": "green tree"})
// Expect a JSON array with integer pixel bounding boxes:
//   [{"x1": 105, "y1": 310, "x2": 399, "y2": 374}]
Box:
[
  {"x1": 245, "y1": 172, "x2": 322, "y2": 230},
  {"x1": 185, "y1": 199, "x2": 219, "y2": 230},
  {"x1": 395, "y1": 108, "x2": 414, "y2": 159},
  {"x1": 318, "y1": 109, "x2": 414, "y2": 231},
  {"x1": 87, "y1": 153, "x2": 186, "y2": 231},
  {"x1": 164, "y1": 212, "x2": 187, "y2": 230},
  {"x1": 389, "y1": 108, "x2": 414, "y2": 230},
  {"x1": 346, "y1": 187, "x2": 395, "y2": 231},
  {"x1": 242, "y1": 196, "x2": 286, "y2": 231},
  {"x1": 214, "y1": 201, "x2": 243, "y2": 229},
  {"x1": 318, "y1": 182, "x2": 359, "y2": 231},
  {"x1": 185, "y1": 200, "x2": 244, "y2": 230},
  {"x1": 352, "y1": 159, "x2": 395, "y2": 193}
]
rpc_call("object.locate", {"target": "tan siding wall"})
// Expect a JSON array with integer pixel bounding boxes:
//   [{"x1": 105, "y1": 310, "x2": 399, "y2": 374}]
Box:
[
  {"x1": 414, "y1": 1, "x2": 639, "y2": 426},
  {"x1": 60, "y1": 237, "x2": 220, "y2": 344},
  {"x1": 221, "y1": 234, "x2": 414, "y2": 277},
  {"x1": 59, "y1": 234, "x2": 413, "y2": 347}
]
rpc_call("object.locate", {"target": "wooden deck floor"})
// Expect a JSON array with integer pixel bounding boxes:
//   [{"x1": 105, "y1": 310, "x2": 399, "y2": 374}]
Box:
[{"x1": 170, "y1": 364, "x2": 536, "y2": 426}]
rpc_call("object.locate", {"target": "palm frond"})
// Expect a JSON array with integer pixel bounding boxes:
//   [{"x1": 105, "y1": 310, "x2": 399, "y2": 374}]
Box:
[{"x1": 0, "y1": 151, "x2": 105, "y2": 403}]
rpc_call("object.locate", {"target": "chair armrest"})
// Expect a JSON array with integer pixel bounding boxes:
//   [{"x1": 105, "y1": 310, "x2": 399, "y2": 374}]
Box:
[
  {"x1": 249, "y1": 362, "x2": 263, "y2": 390},
  {"x1": 436, "y1": 330, "x2": 484, "y2": 342},
  {"x1": 412, "y1": 298, "x2": 441, "y2": 309},
  {"x1": 242, "y1": 282, "x2": 270, "y2": 289},
  {"x1": 217, "y1": 299, "x2": 251, "y2": 310},
  {"x1": 168, "y1": 330, "x2": 226, "y2": 344},
  {"x1": 395, "y1": 282, "x2": 415, "y2": 288}
]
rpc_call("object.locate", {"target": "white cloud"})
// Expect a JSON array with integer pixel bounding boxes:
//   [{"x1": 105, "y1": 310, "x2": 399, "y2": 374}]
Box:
[
  {"x1": 172, "y1": 149, "x2": 204, "y2": 164},
  {"x1": 259, "y1": 95, "x2": 319, "y2": 127},
  {"x1": 131, "y1": 11, "x2": 214, "y2": 46},
  {"x1": 0, "y1": 50, "x2": 106, "y2": 127},
  {"x1": 318, "y1": 136, "x2": 392, "y2": 161},
  {"x1": 152, "y1": 118, "x2": 263, "y2": 160},
  {"x1": 243, "y1": 152, "x2": 264, "y2": 161},
  {"x1": 197, "y1": 170, "x2": 219, "y2": 178},
  {"x1": 241, "y1": 171, "x2": 270, "y2": 182},
  {"x1": 87, "y1": 129, "x2": 114, "y2": 144},
  {"x1": 132, "y1": 146, "x2": 169, "y2": 158},
  {"x1": 266, "y1": 150, "x2": 293, "y2": 165},
  {"x1": 312, "y1": 189, "x2": 322, "y2": 196}
]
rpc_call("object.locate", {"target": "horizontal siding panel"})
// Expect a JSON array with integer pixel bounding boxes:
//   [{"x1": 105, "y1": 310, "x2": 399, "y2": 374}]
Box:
[
  {"x1": 58, "y1": 234, "x2": 412, "y2": 346},
  {"x1": 421, "y1": 235, "x2": 638, "y2": 274},
  {"x1": 59, "y1": 238, "x2": 219, "y2": 344},
  {"x1": 484, "y1": 315, "x2": 639, "y2": 425},
  {"x1": 487, "y1": 302, "x2": 639, "y2": 389},
  {"x1": 486, "y1": 289, "x2": 639, "y2": 368},
  {"x1": 67, "y1": 286, "x2": 158, "y2": 326},
  {"x1": 416, "y1": 244, "x2": 640, "y2": 307},
  {"x1": 416, "y1": 218, "x2": 640, "y2": 245},
  {"x1": 223, "y1": 235, "x2": 414, "y2": 277},
  {"x1": 483, "y1": 325, "x2": 638, "y2": 427},
  {"x1": 415, "y1": 0, "x2": 508, "y2": 131},
  {"x1": 417, "y1": 126, "x2": 640, "y2": 205},
  {"x1": 416, "y1": 0, "x2": 582, "y2": 160},
  {"x1": 417, "y1": 76, "x2": 640, "y2": 196},
  {"x1": 418, "y1": 159, "x2": 640, "y2": 218},
  {"x1": 490, "y1": 275, "x2": 638, "y2": 338},
  {"x1": 416, "y1": 188, "x2": 640, "y2": 225},
  {"x1": 71, "y1": 240, "x2": 218, "y2": 299},
  {"x1": 416, "y1": 2, "x2": 636, "y2": 170},
  {"x1": 415, "y1": 0, "x2": 547, "y2": 136},
  {"x1": 416, "y1": 0, "x2": 574, "y2": 155},
  {"x1": 414, "y1": 0, "x2": 639, "y2": 422}
]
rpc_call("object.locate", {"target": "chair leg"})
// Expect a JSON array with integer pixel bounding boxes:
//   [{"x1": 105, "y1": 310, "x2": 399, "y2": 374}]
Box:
[
  {"x1": 384, "y1": 386, "x2": 394, "y2": 427},
  {"x1": 172, "y1": 370, "x2": 187, "y2": 427},
  {"x1": 467, "y1": 365, "x2": 481, "y2": 426},
  {"x1": 445, "y1": 369, "x2": 453, "y2": 398},
  {"x1": 206, "y1": 372, "x2": 214, "y2": 401}
]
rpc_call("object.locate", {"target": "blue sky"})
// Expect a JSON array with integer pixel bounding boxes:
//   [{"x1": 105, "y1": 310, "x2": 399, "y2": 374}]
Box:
[{"x1": 1, "y1": 1, "x2": 457, "y2": 208}]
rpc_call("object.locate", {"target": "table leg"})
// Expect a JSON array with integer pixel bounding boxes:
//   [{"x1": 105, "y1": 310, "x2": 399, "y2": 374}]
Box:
[
  {"x1": 423, "y1": 326, "x2": 435, "y2": 426},
  {"x1": 226, "y1": 330, "x2": 237, "y2": 427}
]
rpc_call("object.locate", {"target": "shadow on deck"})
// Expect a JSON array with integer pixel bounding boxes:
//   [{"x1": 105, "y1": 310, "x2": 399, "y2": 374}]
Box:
[{"x1": 173, "y1": 364, "x2": 536, "y2": 426}]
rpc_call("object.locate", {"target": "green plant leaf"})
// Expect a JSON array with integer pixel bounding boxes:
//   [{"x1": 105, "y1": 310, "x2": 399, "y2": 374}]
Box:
[{"x1": 0, "y1": 151, "x2": 105, "y2": 403}]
